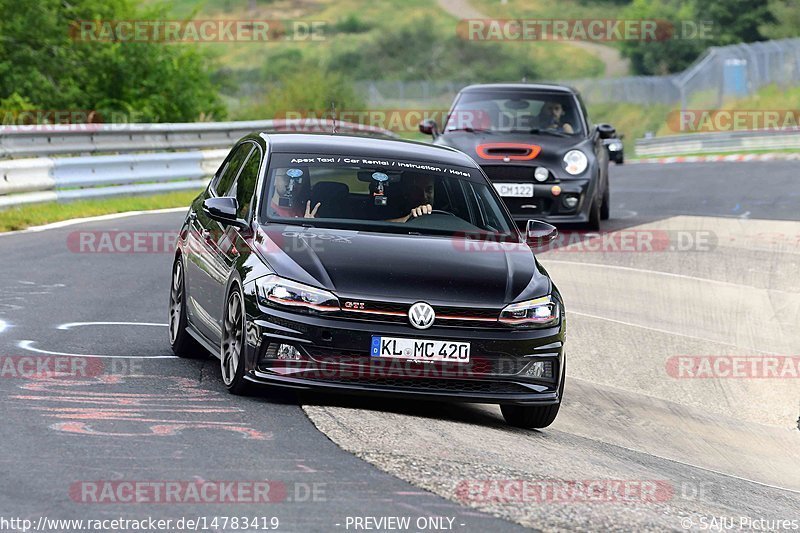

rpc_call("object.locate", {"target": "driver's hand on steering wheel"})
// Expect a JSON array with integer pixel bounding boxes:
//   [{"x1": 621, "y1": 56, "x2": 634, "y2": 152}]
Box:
[{"x1": 409, "y1": 204, "x2": 432, "y2": 219}]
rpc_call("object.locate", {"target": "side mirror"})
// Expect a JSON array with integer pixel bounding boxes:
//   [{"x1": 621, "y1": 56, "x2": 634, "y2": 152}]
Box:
[
  {"x1": 597, "y1": 123, "x2": 616, "y2": 139},
  {"x1": 202, "y1": 197, "x2": 248, "y2": 229},
  {"x1": 419, "y1": 119, "x2": 439, "y2": 138},
  {"x1": 525, "y1": 220, "x2": 558, "y2": 247}
]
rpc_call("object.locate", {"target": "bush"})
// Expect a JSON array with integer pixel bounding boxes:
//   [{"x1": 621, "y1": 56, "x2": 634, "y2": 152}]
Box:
[{"x1": 0, "y1": 0, "x2": 224, "y2": 122}]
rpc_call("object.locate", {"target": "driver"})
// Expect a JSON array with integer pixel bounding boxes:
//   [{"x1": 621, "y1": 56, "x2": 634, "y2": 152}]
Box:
[
  {"x1": 387, "y1": 174, "x2": 435, "y2": 223},
  {"x1": 269, "y1": 168, "x2": 319, "y2": 218},
  {"x1": 537, "y1": 101, "x2": 574, "y2": 134}
]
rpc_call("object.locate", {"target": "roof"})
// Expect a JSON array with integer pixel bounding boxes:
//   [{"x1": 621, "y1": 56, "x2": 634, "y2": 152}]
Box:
[
  {"x1": 260, "y1": 133, "x2": 475, "y2": 167},
  {"x1": 458, "y1": 83, "x2": 579, "y2": 94}
]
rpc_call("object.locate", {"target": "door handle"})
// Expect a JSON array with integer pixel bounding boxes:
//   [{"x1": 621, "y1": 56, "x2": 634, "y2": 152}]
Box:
[
  {"x1": 188, "y1": 211, "x2": 197, "y2": 221},
  {"x1": 201, "y1": 229, "x2": 211, "y2": 240}
]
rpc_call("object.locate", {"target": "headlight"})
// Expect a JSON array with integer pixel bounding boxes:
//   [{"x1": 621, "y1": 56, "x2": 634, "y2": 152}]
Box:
[
  {"x1": 533, "y1": 167, "x2": 549, "y2": 182},
  {"x1": 499, "y1": 295, "x2": 559, "y2": 328},
  {"x1": 255, "y1": 274, "x2": 340, "y2": 312},
  {"x1": 608, "y1": 141, "x2": 622, "y2": 151},
  {"x1": 563, "y1": 150, "x2": 588, "y2": 175}
]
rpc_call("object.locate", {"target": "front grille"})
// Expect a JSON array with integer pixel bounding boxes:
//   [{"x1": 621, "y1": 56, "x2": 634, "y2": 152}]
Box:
[
  {"x1": 337, "y1": 299, "x2": 502, "y2": 328},
  {"x1": 303, "y1": 347, "x2": 529, "y2": 376}
]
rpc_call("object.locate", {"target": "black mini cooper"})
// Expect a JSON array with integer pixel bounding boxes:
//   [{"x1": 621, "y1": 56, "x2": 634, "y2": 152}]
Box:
[
  {"x1": 421, "y1": 83, "x2": 615, "y2": 230},
  {"x1": 169, "y1": 133, "x2": 566, "y2": 428}
]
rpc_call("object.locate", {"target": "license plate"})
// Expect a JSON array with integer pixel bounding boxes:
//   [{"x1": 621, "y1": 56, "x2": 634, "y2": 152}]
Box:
[
  {"x1": 494, "y1": 182, "x2": 534, "y2": 197},
  {"x1": 371, "y1": 336, "x2": 470, "y2": 363}
]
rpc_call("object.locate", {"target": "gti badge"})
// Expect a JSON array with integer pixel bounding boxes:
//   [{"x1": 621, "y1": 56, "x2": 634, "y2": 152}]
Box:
[{"x1": 408, "y1": 302, "x2": 435, "y2": 330}]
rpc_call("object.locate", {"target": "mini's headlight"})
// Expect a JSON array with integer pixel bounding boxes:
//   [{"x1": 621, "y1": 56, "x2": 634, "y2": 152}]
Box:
[
  {"x1": 255, "y1": 274, "x2": 340, "y2": 312},
  {"x1": 499, "y1": 295, "x2": 559, "y2": 328},
  {"x1": 563, "y1": 150, "x2": 588, "y2": 175},
  {"x1": 608, "y1": 142, "x2": 622, "y2": 151},
  {"x1": 534, "y1": 167, "x2": 549, "y2": 182}
]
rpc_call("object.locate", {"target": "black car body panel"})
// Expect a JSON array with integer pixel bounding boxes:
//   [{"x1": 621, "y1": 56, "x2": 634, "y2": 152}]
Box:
[
  {"x1": 430, "y1": 83, "x2": 611, "y2": 226},
  {"x1": 172, "y1": 133, "x2": 566, "y2": 417}
]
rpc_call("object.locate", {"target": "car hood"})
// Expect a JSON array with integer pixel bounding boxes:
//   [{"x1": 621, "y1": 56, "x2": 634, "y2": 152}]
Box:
[{"x1": 255, "y1": 224, "x2": 550, "y2": 306}]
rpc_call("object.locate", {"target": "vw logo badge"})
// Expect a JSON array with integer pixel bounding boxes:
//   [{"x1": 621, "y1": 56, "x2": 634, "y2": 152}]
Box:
[{"x1": 408, "y1": 302, "x2": 435, "y2": 330}]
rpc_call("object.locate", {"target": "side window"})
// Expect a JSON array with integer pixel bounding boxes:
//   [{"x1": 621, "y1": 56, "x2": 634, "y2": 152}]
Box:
[
  {"x1": 212, "y1": 143, "x2": 253, "y2": 196},
  {"x1": 231, "y1": 147, "x2": 262, "y2": 220}
]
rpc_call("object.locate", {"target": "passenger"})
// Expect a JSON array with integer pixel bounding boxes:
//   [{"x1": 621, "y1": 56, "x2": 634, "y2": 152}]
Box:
[{"x1": 269, "y1": 168, "x2": 319, "y2": 218}]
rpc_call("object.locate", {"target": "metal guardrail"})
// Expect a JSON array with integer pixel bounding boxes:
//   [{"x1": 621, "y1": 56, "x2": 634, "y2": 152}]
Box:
[
  {"x1": 0, "y1": 119, "x2": 396, "y2": 208},
  {"x1": 635, "y1": 129, "x2": 800, "y2": 157},
  {"x1": 0, "y1": 118, "x2": 396, "y2": 158}
]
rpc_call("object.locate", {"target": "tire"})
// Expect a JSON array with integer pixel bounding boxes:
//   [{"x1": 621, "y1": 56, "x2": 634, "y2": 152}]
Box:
[
  {"x1": 220, "y1": 284, "x2": 252, "y2": 395},
  {"x1": 587, "y1": 197, "x2": 601, "y2": 231},
  {"x1": 600, "y1": 186, "x2": 610, "y2": 221},
  {"x1": 501, "y1": 402, "x2": 560, "y2": 429},
  {"x1": 501, "y1": 364, "x2": 566, "y2": 429},
  {"x1": 169, "y1": 258, "x2": 206, "y2": 359}
]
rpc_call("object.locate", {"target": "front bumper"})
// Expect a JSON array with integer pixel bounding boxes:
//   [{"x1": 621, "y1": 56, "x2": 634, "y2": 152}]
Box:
[{"x1": 241, "y1": 301, "x2": 566, "y2": 406}]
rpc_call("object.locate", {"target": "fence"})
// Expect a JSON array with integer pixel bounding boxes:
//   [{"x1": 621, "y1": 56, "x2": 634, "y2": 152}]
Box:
[
  {"x1": 0, "y1": 119, "x2": 395, "y2": 208},
  {"x1": 635, "y1": 128, "x2": 800, "y2": 157},
  {"x1": 353, "y1": 38, "x2": 800, "y2": 108}
]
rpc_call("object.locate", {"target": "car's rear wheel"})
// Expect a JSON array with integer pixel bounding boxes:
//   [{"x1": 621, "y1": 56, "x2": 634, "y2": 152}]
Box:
[
  {"x1": 600, "y1": 186, "x2": 610, "y2": 220},
  {"x1": 169, "y1": 258, "x2": 205, "y2": 359},
  {"x1": 221, "y1": 285, "x2": 251, "y2": 395}
]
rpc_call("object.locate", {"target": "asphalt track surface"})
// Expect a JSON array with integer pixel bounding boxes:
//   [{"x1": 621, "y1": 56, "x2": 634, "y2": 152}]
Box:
[{"x1": 1, "y1": 161, "x2": 798, "y2": 532}]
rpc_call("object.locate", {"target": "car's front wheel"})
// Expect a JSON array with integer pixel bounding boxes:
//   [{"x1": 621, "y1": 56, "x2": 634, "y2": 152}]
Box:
[
  {"x1": 220, "y1": 284, "x2": 251, "y2": 395},
  {"x1": 169, "y1": 258, "x2": 205, "y2": 359},
  {"x1": 600, "y1": 185, "x2": 610, "y2": 220},
  {"x1": 500, "y1": 402, "x2": 560, "y2": 429},
  {"x1": 587, "y1": 196, "x2": 601, "y2": 231},
  {"x1": 501, "y1": 363, "x2": 565, "y2": 429}
]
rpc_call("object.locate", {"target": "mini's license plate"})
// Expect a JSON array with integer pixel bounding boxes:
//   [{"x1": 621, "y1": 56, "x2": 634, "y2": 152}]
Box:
[
  {"x1": 494, "y1": 182, "x2": 534, "y2": 197},
  {"x1": 371, "y1": 336, "x2": 470, "y2": 363}
]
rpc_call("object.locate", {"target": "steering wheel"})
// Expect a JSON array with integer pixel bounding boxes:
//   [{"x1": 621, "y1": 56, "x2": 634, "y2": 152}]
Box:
[{"x1": 405, "y1": 209, "x2": 457, "y2": 224}]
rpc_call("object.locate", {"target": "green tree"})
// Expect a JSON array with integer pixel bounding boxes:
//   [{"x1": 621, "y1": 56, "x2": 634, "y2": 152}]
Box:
[
  {"x1": 0, "y1": 0, "x2": 224, "y2": 122},
  {"x1": 760, "y1": 0, "x2": 800, "y2": 39},
  {"x1": 619, "y1": 0, "x2": 707, "y2": 75}
]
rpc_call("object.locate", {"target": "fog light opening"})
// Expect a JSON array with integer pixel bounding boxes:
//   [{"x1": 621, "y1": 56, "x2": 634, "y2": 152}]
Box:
[
  {"x1": 562, "y1": 195, "x2": 579, "y2": 209},
  {"x1": 525, "y1": 360, "x2": 553, "y2": 378},
  {"x1": 262, "y1": 343, "x2": 303, "y2": 361}
]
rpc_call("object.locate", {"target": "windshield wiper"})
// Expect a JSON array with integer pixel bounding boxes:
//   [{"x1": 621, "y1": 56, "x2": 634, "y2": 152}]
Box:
[
  {"x1": 446, "y1": 127, "x2": 493, "y2": 134},
  {"x1": 518, "y1": 128, "x2": 570, "y2": 137}
]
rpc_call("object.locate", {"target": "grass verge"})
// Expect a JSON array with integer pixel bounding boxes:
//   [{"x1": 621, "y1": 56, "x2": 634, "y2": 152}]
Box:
[{"x1": 0, "y1": 190, "x2": 199, "y2": 233}]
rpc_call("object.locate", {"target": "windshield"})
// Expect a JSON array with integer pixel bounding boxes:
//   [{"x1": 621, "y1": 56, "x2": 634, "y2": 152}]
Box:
[
  {"x1": 260, "y1": 153, "x2": 516, "y2": 238},
  {"x1": 446, "y1": 91, "x2": 583, "y2": 136}
]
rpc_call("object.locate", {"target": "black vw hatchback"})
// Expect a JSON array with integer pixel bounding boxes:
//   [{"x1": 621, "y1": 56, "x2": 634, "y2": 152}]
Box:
[{"x1": 169, "y1": 133, "x2": 566, "y2": 428}]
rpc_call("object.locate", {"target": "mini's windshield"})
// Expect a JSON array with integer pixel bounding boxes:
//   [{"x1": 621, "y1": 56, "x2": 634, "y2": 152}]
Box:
[
  {"x1": 260, "y1": 153, "x2": 516, "y2": 238},
  {"x1": 446, "y1": 91, "x2": 583, "y2": 136}
]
